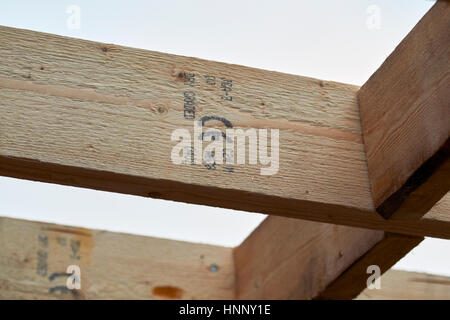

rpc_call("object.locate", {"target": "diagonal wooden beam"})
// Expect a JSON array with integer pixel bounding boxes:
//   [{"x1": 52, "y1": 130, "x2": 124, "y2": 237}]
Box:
[
  {"x1": 233, "y1": 216, "x2": 422, "y2": 299},
  {"x1": 316, "y1": 233, "x2": 422, "y2": 299},
  {"x1": 0, "y1": 22, "x2": 449, "y2": 239},
  {"x1": 358, "y1": 1, "x2": 450, "y2": 220}
]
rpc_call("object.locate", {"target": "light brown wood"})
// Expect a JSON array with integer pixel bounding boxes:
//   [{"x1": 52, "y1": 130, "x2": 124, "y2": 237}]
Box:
[
  {"x1": 317, "y1": 233, "x2": 423, "y2": 299},
  {"x1": 357, "y1": 270, "x2": 450, "y2": 300},
  {"x1": 0, "y1": 26, "x2": 449, "y2": 238},
  {"x1": 0, "y1": 217, "x2": 235, "y2": 299},
  {"x1": 358, "y1": 1, "x2": 450, "y2": 219},
  {"x1": 234, "y1": 216, "x2": 421, "y2": 299},
  {"x1": 234, "y1": 216, "x2": 384, "y2": 299},
  {"x1": 0, "y1": 216, "x2": 424, "y2": 300}
]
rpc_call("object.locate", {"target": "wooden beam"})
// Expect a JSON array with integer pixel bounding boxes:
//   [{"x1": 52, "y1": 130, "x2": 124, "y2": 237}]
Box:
[
  {"x1": 234, "y1": 216, "x2": 422, "y2": 299},
  {"x1": 358, "y1": 1, "x2": 450, "y2": 219},
  {"x1": 356, "y1": 270, "x2": 450, "y2": 300},
  {"x1": 1, "y1": 216, "x2": 421, "y2": 300},
  {"x1": 316, "y1": 233, "x2": 422, "y2": 300},
  {"x1": 0, "y1": 217, "x2": 235, "y2": 299},
  {"x1": 0, "y1": 25, "x2": 449, "y2": 238}
]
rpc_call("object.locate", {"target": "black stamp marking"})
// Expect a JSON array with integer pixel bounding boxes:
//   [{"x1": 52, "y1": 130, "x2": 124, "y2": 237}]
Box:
[
  {"x1": 70, "y1": 239, "x2": 81, "y2": 260},
  {"x1": 199, "y1": 116, "x2": 233, "y2": 143},
  {"x1": 183, "y1": 91, "x2": 196, "y2": 120},
  {"x1": 49, "y1": 272, "x2": 70, "y2": 281},
  {"x1": 38, "y1": 234, "x2": 48, "y2": 248},
  {"x1": 37, "y1": 250, "x2": 48, "y2": 276},
  {"x1": 184, "y1": 72, "x2": 195, "y2": 87},
  {"x1": 204, "y1": 75, "x2": 216, "y2": 86},
  {"x1": 199, "y1": 116, "x2": 234, "y2": 172},
  {"x1": 200, "y1": 116, "x2": 233, "y2": 128},
  {"x1": 56, "y1": 237, "x2": 67, "y2": 246},
  {"x1": 36, "y1": 234, "x2": 49, "y2": 277},
  {"x1": 220, "y1": 78, "x2": 232, "y2": 101}
]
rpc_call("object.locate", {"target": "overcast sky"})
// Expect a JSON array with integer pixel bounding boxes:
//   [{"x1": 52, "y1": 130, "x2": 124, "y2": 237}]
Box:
[{"x1": 1, "y1": 0, "x2": 448, "y2": 277}]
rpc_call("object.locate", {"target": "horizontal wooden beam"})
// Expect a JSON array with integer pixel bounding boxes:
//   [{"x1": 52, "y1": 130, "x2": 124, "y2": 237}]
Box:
[
  {"x1": 358, "y1": 1, "x2": 450, "y2": 219},
  {"x1": 0, "y1": 25, "x2": 449, "y2": 238},
  {"x1": 356, "y1": 270, "x2": 450, "y2": 300},
  {"x1": 0, "y1": 216, "x2": 421, "y2": 300},
  {"x1": 0, "y1": 217, "x2": 235, "y2": 299},
  {"x1": 234, "y1": 216, "x2": 422, "y2": 299}
]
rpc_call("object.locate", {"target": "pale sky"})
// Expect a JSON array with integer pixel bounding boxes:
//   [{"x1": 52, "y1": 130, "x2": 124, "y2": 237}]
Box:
[{"x1": 0, "y1": 0, "x2": 448, "y2": 277}]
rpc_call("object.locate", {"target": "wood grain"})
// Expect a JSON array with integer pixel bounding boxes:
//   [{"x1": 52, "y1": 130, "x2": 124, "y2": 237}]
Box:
[
  {"x1": 358, "y1": 1, "x2": 450, "y2": 219},
  {"x1": 234, "y1": 216, "x2": 385, "y2": 299},
  {"x1": 316, "y1": 233, "x2": 423, "y2": 299},
  {"x1": 357, "y1": 270, "x2": 450, "y2": 300},
  {"x1": 0, "y1": 217, "x2": 235, "y2": 299},
  {"x1": 0, "y1": 26, "x2": 449, "y2": 238},
  {"x1": 0, "y1": 216, "x2": 425, "y2": 300}
]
